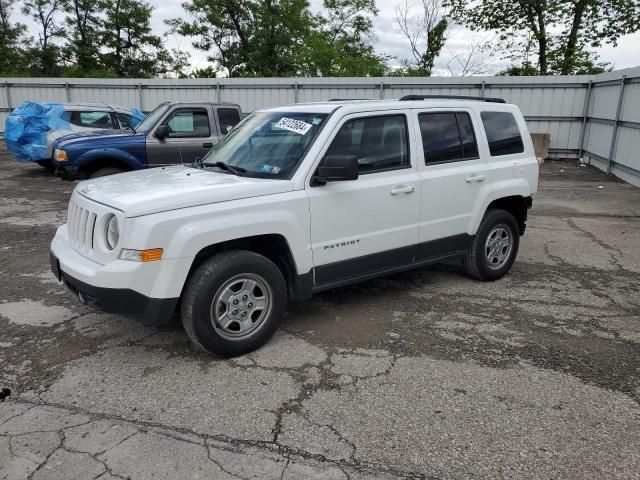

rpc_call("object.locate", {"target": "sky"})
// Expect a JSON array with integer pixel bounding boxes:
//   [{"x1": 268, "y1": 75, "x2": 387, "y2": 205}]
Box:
[{"x1": 14, "y1": 0, "x2": 640, "y2": 76}]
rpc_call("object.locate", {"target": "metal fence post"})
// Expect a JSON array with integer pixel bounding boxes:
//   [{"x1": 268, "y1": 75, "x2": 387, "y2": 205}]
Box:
[
  {"x1": 480, "y1": 80, "x2": 486, "y2": 98},
  {"x1": 216, "y1": 82, "x2": 221, "y2": 102},
  {"x1": 137, "y1": 83, "x2": 143, "y2": 110},
  {"x1": 379, "y1": 81, "x2": 384, "y2": 99},
  {"x1": 293, "y1": 82, "x2": 299, "y2": 103},
  {"x1": 65, "y1": 82, "x2": 72, "y2": 102},
  {"x1": 4, "y1": 81, "x2": 12, "y2": 110},
  {"x1": 577, "y1": 80, "x2": 593, "y2": 160},
  {"x1": 607, "y1": 75, "x2": 626, "y2": 174}
]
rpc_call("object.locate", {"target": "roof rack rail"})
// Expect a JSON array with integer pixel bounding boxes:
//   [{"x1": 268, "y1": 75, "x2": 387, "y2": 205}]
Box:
[
  {"x1": 327, "y1": 98, "x2": 369, "y2": 101},
  {"x1": 399, "y1": 94, "x2": 506, "y2": 104}
]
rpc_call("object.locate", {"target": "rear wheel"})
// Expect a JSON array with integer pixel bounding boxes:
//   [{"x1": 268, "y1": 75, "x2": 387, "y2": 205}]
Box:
[
  {"x1": 90, "y1": 167, "x2": 125, "y2": 178},
  {"x1": 181, "y1": 250, "x2": 287, "y2": 357},
  {"x1": 463, "y1": 209, "x2": 519, "y2": 281}
]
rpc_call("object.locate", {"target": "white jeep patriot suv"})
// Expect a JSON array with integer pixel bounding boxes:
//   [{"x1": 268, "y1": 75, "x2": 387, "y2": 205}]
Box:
[{"x1": 50, "y1": 95, "x2": 538, "y2": 356}]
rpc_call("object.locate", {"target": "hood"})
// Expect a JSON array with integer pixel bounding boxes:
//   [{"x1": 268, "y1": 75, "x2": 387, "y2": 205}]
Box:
[
  {"x1": 76, "y1": 166, "x2": 295, "y2": 217},
  {"x1": 55, "y1": 130, "x2": 139, "y2": 148}
]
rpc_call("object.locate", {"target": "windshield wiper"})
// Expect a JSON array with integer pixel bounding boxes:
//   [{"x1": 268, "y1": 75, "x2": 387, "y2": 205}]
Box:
[{"x1": 212, "y1": 161, "x2": 246, "y2": 176}]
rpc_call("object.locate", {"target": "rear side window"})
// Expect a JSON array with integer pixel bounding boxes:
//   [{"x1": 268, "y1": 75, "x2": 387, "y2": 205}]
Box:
[
  {"x1": 481, "y1": 111, "x2": 524, "y2": 156},
  {"x1": 419, "y1": 112, "x2": 478, "y2": 164},
  {"x1": 68, "y1": 111, "x2": 114, "y2": 129},
  {"x1": 217, "y1": 108, "x2": 241, "y2": 134},
  {"x1": 325, "y1": 115, "x2": 410, "y2": 174},
  {"x1": 165, "y1": 108, "x2": 210, "y2": 138}
]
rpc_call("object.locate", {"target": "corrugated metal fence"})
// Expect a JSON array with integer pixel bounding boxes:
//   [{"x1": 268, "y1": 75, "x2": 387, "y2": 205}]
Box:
[{"x1": 1, "y1": 66, "x2": 639, "y2": 185}]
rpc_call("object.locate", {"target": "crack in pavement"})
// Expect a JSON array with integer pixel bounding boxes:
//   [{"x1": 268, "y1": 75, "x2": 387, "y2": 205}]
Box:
[{"x1": 1, "y1": 398, "x2": 431, "y2": 479}]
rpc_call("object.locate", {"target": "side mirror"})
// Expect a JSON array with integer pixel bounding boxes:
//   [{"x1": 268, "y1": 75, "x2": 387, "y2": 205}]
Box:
[
  {"x1": 317, "y1": 155, "x2": 359, "y2": 182},
  {"x1": 155, "y1": 124, "x2": 169, "y2": 140}
]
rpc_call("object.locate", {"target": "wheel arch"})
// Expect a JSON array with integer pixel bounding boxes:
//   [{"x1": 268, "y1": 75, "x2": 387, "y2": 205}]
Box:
[
  {"x1": 485, "y1": 195, "x2": 532, "y2": 235},
  {"x1": 184, "y1": 234, "x2": 306, "y2": 302}
]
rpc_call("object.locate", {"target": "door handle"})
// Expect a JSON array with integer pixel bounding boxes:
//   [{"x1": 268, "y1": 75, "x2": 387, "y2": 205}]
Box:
[
  {"x1": 203, "y1": 142, "x2": 213, "y2": 148},
  {"x1": 390, "y1": 185, "x2": 415, "y2": 195},
  {"x1": 465, "y1": 174, "x2": 485, "y2": 183}
]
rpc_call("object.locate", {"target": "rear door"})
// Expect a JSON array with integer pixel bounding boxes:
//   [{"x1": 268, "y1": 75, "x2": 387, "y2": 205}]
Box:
[
  {"x1": 414, "y1": 108, "x2": 492, "y2": 255},
  {"x1": 146, "y1": 106, "x2": 216, "y2": 165}
]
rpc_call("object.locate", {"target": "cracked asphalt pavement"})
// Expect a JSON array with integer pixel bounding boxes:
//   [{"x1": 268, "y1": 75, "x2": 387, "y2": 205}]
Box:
[{"x1": 1, "y1": 147, "x2": 639, "y2": 479}]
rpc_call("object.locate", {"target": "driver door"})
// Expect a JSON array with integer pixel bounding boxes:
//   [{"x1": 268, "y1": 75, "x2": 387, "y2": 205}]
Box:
[
  {"x1": 307, "y1": 112, "x2": 422, "y2": 286},
  {"x1": 146, "y1": 107, "x2": 216, "y2": 166}
]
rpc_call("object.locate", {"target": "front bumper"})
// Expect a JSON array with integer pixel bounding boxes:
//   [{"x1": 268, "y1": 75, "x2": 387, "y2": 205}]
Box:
[
  {"x1": 50, "y1": 225, "x2": 183, "y2": 326},
  {"x1": 51, "y1": 252, "x2": 178, "y2": 325},
  {"x1": 53, "y1": 162, "x2": 79, "y2": 180}
]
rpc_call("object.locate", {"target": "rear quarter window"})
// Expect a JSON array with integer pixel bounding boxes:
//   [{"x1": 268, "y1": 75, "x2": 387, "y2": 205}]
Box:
[{"x1": 480, "y1": 111, "x2": 524, "y2": 156}]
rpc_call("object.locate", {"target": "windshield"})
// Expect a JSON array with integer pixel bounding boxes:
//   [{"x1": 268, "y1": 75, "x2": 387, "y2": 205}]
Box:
[
  {"x1": 135, "y1": 103, "x2": 170, "y2": 132},
  {"x1": 202, "y1": 111, "x2": 328, "y2": 178}
]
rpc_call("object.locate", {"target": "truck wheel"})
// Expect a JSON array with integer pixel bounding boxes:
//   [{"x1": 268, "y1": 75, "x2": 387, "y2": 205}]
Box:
[
  {"x1": 36, "y1": 159, "x2": 54, "y2": 170},
  {"x1": 181, "y1": 250, "x2": 287, "y2": 357},
  {"x1": 90, "y1": 167, "x2": 124, "y2": 178},
  {"x1": 463, "y1": 209, "x2": 519, "y2": 281}
]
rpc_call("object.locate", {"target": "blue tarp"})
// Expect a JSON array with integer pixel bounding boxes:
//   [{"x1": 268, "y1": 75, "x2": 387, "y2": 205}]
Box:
[
  {"x1": 5, "y1": 102, "x2": 71, "y2": 162},
  {"x1": 130, "y1": 108, "x2": 145, "y2": 127}
]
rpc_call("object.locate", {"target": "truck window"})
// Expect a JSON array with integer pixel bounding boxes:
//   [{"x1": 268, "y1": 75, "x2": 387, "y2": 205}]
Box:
[
  {"x1": 165, "y1": 108, "x2": 210, "y2": 138},
  {"x1": 480, "y1": 111, "x2": 524, "y2": 156},
  {"x1": 217, "y1": 108, "x2": 241, "y2": 134},
  {"x1": 419, "y1": 112, "x2": 478, "y2": 164},
  {"x1": 325, "y1": 115, "x2": 410, "y2": 174},
  {"x1": 116, "y1": 113, "x2": 133, "y2": 129},
  {"x1": 68, "y1": 111, "x2": 114, "y2": 129}
]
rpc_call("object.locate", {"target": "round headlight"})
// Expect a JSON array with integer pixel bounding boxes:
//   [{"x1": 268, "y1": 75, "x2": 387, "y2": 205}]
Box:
[{"x1": 105, "y1": 215, "x2": 119, "y2": 250}]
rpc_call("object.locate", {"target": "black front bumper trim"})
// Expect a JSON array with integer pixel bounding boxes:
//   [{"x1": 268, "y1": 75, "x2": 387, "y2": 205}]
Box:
[{"x1": 51, "y1": 253, "x2": 178, "y2": 326}]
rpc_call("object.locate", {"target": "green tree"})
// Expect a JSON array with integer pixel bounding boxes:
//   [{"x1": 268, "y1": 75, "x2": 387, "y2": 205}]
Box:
[
  {"x1": 448, "y1": 0, "x2": 640, "y2": 75},
  {"x1": 168, "y1": 0, "x2": 388, "y2": 77},
  {"x1": 167, "y1": 0, "x2": 315, "y2": 77},
  {"x1": 394, "y1": 0, "x2": 448, "y2": 76},
  {"x1": 0, "y1": 0, "x2": 29, "y2": 74},
  {"x1": 100, "y1": 0, "x2": 174, "y2": 77},
  {"x1": 22, "y1": 0, "x2": 63, "y2": 76},
  {"x1": 61, "y1": 0, "x2": 103, "y2": 73},
  {"x1": 300, "y1": 0, "x2": 388, "y2": 76}
]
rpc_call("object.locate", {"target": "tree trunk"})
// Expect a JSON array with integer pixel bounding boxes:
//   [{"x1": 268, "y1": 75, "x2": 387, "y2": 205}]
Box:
[{"x1": 561, "y1": 0, "x2": 587, "y2": 75}]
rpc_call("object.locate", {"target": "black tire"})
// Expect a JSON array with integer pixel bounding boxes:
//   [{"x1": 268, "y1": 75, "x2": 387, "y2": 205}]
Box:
[
  {"x1": 463, "y1": 209, "x2": 520, "y2": 281},
  {"x1": 90, "y1": 167, "x2": 125, "y2": 178},
  {"x1": 181, "y1": 250, "x2": 287, "y2": 357},
  {"x1": 36, "y1": 159, "x2": 54, "y2": 170}
]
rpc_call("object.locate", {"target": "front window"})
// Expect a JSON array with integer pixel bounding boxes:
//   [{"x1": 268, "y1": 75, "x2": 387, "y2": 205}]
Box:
[
  {"x1": 164, "y1": 108, "x2": 211, "y2": 138},
  {"x1": 135, "y1": 103, "x2": 170, "y2": 133},
  {"x1": 203, "y1": 112, "x2": 328, "y2": 178}
]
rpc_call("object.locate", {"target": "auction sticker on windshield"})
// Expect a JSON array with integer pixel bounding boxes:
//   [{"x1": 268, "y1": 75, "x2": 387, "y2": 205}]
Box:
[{"x1": 274, "y1": 117, "x2": 313, "y2": 135}]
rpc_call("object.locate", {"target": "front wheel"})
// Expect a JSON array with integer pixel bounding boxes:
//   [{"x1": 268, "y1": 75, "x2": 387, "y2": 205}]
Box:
[
  {"x1": 90, "y1": 167, "x2": 125, "y2": 178},
  {"x1": 463, "y1": 209, "x2": 520, "y2": 281},
  {"x1": 181, "y1": 250, "x2": 287, "y2": 357}
]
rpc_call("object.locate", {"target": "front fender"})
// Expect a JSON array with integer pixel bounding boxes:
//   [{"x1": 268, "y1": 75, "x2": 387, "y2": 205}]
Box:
[
  {"x1": 73, "y1": 148, "x2": 146, "y2": 170},
  {"x1": 119, "y1": 191, "x2": 313, "y2": 295}
]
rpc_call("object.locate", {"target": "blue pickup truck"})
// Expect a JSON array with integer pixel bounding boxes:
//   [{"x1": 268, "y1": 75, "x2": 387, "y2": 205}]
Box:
[{"x1": 52, "y1": 101, "x2": 242, "y2": 179}]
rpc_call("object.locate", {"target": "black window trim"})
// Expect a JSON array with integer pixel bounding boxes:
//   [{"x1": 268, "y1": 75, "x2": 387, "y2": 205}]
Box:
[
  {"x1": 418, "y1": 110, "x2": 480, "y2": 167},
  {"x1": 162, "y1": 107, "x2": 211, "y2": 139},
  {"x1": 327, "y1": 113, "x2": 413, "y2": 177},
  {"x1": 480, "y1": 110, "x2": 525, "y2": 157}
]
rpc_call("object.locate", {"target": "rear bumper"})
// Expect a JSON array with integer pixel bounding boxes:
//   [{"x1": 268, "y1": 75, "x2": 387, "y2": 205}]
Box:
[{"x1": 50, "y1": 251, "x2": 178, "y2": 326}]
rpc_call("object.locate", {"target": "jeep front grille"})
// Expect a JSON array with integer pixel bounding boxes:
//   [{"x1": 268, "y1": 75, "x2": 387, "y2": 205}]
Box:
[{"x1": 67, "y1": 199, "x2": 97, "y2": 252}]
